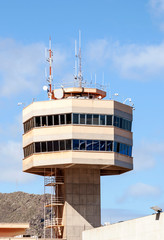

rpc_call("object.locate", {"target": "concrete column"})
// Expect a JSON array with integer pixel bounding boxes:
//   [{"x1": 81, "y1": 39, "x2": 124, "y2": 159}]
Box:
[{"x1": 63, "y1": 168, "x2": 101, "y2": 240}]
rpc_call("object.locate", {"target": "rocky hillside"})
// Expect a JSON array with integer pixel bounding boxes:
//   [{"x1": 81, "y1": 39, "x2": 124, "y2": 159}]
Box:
[{"x1": 0, "y1": 191, "x2": 50, "y2": 237}]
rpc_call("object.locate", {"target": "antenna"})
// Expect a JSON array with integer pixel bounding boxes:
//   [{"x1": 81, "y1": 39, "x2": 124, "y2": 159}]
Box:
[
  {"x1": 78, "y1": 30, "x2": 82, "y2": 88},
  {"x1": 46, "y1": 36, "x2": 53, "y2": 100},
  {"x1": 74, "y1": 40, "x2": 78, "y2": 82}
]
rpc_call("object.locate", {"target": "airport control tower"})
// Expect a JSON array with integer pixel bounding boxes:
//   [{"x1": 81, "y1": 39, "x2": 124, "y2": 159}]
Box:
[{"x1": 22, "y1": 37, "x2": 133, "y2": 240}]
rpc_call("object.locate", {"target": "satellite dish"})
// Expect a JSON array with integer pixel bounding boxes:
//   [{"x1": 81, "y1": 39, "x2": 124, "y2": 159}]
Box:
[
  {"x1": 43, "y1": 85, "x2": 48, "y2": 91},
  {"x1": 54, "y1": 89, "x2": 64, "y2": 99}
]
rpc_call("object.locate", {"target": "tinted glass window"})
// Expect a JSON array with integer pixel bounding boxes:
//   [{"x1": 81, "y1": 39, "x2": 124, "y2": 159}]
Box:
[
  {"x1": 60, "y1": 140, "x2": 65, "y2": 150},
  {"x1": 129, "y1": 146, "x2": 132, "y2": 157},
  {"x1": 100, "y1": 115, "x2": 105, "y2": 125},
  {"x1": 119, "y1": 143, "x2": 123, "y2": 154},
  {"x1": 42, "y1": 116, "x2": 47, "y2": 126},
  {"x1": 35, "y1": 117, "x2": 41, "y2": 127},
  {"x1": 41, "y1": 142, "x2": 47, "y2": 152},
  {"x1": 93, "y1": 114, "x2": 99, "y2": 125},
  {"x1": 60, "y1": 114, "x2": 65, "y2": 125},
  {"x1": 100, "y1": 141, "x2": 105, "y2": 151},
  {"x1": 86, "y1": 140, "x2": 92, "y2": 150},
  {"x1": 66, "y1": 114, "x2": 72, "y2": 124},
  {"x1": 47, "y1": 141, "x2": 53, "y2": 152},
  {"x1": 48, "y1": 115, "x2": 53, "y2": 126},
  {"x1": 53, "y1": 141, "x2": 59, "y2": 151},
  {"x1": 66, "y1": 140, "x2": 71, "y2": 150},
  {"x1": 93, "y1": 140, "x2": 99, "y2": 151},
  {"x1": 106, "y1": 141, "x2": 112, "y2": 151},
  {"x1": 80, "y1": 114, "x2": 85, "y2": 124},
  {"x1": 80, "y1": 140, "x2": 86, "y2": 150},
  {"x1": 73, "y1": 114, "x2": 79, "y2": 124},
  {"x1": 73, "y1": 139, "x2": 79, "y2": 150},
  {"x1": 106, "y1": 115, "x2": 112, "y2": 125},
  {"x1": 120, "y1": 118, "x2": 123, "y2": 128},
  {"x1": 86, "y1": 114, "x2": 92, "y2": 125},
  {"x1": 122, "y1": 119, "x2": 125, "y2": 129},
  {"x1": 35, "y1": 142, "x2": 40, "y2": 152},
  {"x1": 54, "y1": 115, "x2": 59, "y2": 125},
  {"x1": 114, "y1": 116, "x2": 120, "y2": 128}
]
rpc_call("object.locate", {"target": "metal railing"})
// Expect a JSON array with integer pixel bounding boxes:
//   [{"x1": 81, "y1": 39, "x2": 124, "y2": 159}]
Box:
[
  {"x1": 45, "y1": 218, "x2": 63, "y2": 227},
  {"x1": 45, "y1": 196, "x2": 64, "y2": 205},
  {"x1": 45, "y1": 176, "x2": 64, "y2": 185}
]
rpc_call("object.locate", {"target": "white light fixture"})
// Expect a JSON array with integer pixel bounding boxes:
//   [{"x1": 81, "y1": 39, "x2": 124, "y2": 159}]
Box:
[
  {"x1": 43, "y1": 85, "x2": 48, "y2": 91},
  {"x1": 17, "y1": 102, "x2": 25, "y2": 107},
  {"x1": 123, "y1": 98, "x2": 132, "y2": 104},
  {"x1": 150, "y1": 206, "x2": 162, "y2": 213}
]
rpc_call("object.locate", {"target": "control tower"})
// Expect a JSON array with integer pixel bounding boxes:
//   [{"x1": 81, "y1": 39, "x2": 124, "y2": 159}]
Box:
[{"x1": 22, "y1": 37, "x2": 133, "y2": 240}]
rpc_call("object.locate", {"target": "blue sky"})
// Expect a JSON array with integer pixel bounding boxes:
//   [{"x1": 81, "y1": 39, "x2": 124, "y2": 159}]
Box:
[{"x1": 0, "y1": 0, "x2": 164, "y2": 224}]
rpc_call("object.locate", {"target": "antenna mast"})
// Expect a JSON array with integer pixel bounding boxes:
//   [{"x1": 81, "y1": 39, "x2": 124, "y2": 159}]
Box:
[
  {"x1": 47, "y1": 36, "x2": 53, "y2": 100},
  {"x1": 74, "y1": 40, "x2": 78, "y2": 83},
  {"x1": 78, "y1": 30, "x2": 82, "y2": 88}
]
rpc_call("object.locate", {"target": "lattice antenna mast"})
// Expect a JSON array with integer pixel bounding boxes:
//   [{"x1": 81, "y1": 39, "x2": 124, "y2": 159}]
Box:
[
  {"x1": 47, "y1": 36, "x2": 53, "y2": 100},
  {"x1": 74, "y1": 40, "x2": 78, "y2": 83},
  {"x1": 78, "y1": 30, "x2": 83, "y2": 88}
]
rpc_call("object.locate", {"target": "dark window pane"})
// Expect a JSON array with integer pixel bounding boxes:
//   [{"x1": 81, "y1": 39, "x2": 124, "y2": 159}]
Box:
[
  {"x1": 41, "y1": 142, "x2": 47, "y2": 152},
  {"x1": 42, "y1": 116, "x2": 47, "y2": 126},
  {"x1": 114, "y1": 116, "x2": 120, "y2": 127},
  {"x1": 80, "y1": 140, "x2": 86, "y2": 150},
  {"x1": 54, "y1": 115, "x2": 59, "y2": 125},
  {"x1": 119, "y1": 143, "x2": 123, "y2": 154},
  {"x1": 73, "y1": 139, "x2": 79, "y2": 150},
  {"x1": 86, "y1": 114, "x2": 92, "y2": 124},
  {"x1": 100, "y1": 141, "x2": 105, "y2": 151},
  {"x1": 48, "y1": 115, "x2": 53, "y2": 126},
  {"x1": 31, "y1": 118, "x2": 34, "y2": 128},
  {"x1": 127, "y1": 121, "x2": 131, "y2": 131},
  {"x1": 122, "y1": 144, "x2": 126, "y2": 155},
  {"x1": 60, "y1": 114, "x2": 65, "y2": 125},
  {"x1": 106, "y1": 141, "x2": 112, "y2": 151},
  {"x1": 86, "y1": 140, "x2": 92, "y2": 150},
  {"x1": 23, "y1": 123, "x2": 26, "y2": 133},
  {"x1": 93, "y1": 140, "x2": 99, "y2": 151},
  {"x1": 120, "y1": 118, "x2": 123, "y2": 128},
  {"x1": 66, "y1": 114, "x2": 72, "y2": 124},
  {"x1": 129, "y1": 146, "x2": 132, "y2": 157},
  {"x1": 122, "y1": 119, "x2": 125, "y2": 129},
  {"x1": 53, "y1": 141, "x2": 59, "y2": 151},
  {"x1": 100, "y1": 115, "x2": 105, "y2": 125},
  {"x1": 125, "y1": 145, "x2": 128, "y2": 155},
  {"x1": 47, "y1": 141, "x2": 53, "y2": 152},
  {"x1": 73, "y1": 114, "x2": 79, "y2": 124},
  {"x1": 106, "y1": 115, "x2": 112, "y2": 125},
  {"x1": 124, "y1": 120, "x2": 128, "y2": 130},
  {"x1": 114, "y1": 142, "x2": 117, "y2": 152},
  {"x1": 93, "y1": 114, "x2": 99, "y2": 125},
  {"x1": 35, "y1": 142, "x2": 40, "y2": 153},
  {"x1": 80, "y1": 114, "x2": 85, "y2": 124},
  {"x1": 66, "y1": 140, "x2": 71, "y2": 150},
  {"x1": 60, "y1": 140, "x2": 65, "y2": 150},
  {"x1": 35, "y1": 117, "x2": 41, "y2": 127},
  {"x1": 129, "y1": 121, "x2": 132, "y2": 131}
]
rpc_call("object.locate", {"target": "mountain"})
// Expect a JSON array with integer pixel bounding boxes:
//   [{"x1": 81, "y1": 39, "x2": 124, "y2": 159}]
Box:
[{"x1": 0, "y1": 191, "x2": 50, "y2": 237}]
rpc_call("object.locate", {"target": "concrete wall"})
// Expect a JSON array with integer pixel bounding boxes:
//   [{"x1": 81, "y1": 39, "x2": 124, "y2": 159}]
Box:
[
  {"x1": 82, "y1": 212, "x2": 164, "y2": 240},
  {"x1": 63, "y1": 168, "x2": 101, "y2": 240}
]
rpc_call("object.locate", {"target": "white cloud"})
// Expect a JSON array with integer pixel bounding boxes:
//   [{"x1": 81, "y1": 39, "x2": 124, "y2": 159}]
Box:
[
  {"x1": 86, "y1": 39, "x2": 164, "y2": 81},
  {"x1": 118, "y1": 182, "x2": 161, "y2": 203},
  {"x1": 127, "y1": 182, "x2": 160, "y2": 197},
  {"x1": 0, "y1": 38, "x2": 67, "y2": 97},
  {"x1": 134, "y1": 139, "x2": 164, "y2": 171},
  {"x1": 150, "y1": 0, "x2": 164, "y2": 13},
  {"x1": 0, "y1": 140, "x2": 35, "y2": 183}
]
